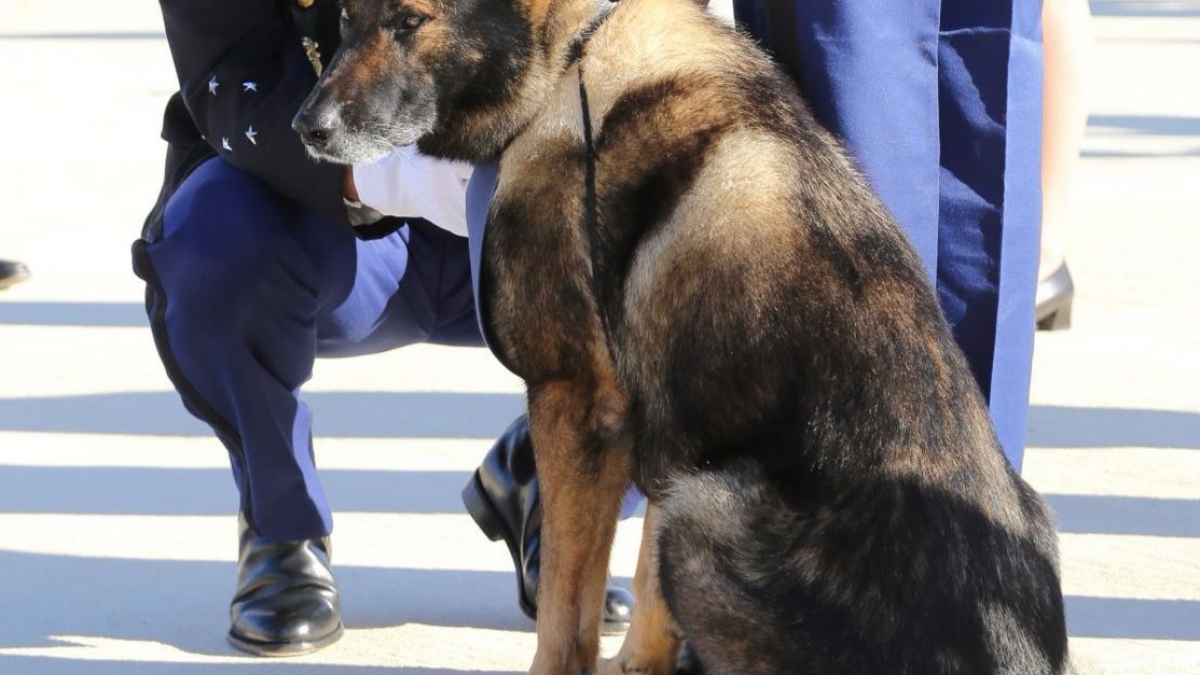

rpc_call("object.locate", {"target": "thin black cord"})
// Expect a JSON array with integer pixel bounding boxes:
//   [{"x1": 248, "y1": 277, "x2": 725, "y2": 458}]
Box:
[{"x1": 578, "y1": 63, "x2": 615, "y2": 345}]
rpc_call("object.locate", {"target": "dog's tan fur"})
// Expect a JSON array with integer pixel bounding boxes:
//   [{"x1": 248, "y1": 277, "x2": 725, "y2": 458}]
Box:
[{"x1": 602, "y1": 504, "x2": 681, "y2": 675}]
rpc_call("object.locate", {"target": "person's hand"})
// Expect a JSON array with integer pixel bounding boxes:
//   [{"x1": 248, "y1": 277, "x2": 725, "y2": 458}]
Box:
[{"x1": 347, "y1": 145, "x2": 473, "y2": 237}]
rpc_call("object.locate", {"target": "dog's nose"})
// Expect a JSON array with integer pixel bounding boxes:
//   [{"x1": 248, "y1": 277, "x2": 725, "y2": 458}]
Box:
[{"x1": 292, "y1": 107, "x2": 342, "y2": 148}]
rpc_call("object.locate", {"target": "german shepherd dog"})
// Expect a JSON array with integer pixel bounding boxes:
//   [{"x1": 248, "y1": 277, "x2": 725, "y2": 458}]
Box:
[{"x1": 296, "y1": 0, "x2": 1072, "y2": 673}]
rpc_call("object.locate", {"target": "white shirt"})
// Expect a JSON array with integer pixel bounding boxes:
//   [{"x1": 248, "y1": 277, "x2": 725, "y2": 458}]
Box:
[{"x1": 349, "y1": 145, "x2": 473, "y2": 237}]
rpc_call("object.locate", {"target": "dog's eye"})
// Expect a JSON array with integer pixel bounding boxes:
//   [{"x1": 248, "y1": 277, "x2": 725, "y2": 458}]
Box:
[{"x1": 397, "y1": 14, "x2": 428, "y2": 31}]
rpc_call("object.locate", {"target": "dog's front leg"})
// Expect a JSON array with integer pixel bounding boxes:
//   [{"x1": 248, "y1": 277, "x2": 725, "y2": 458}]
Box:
[
  {"x1": 526, "y1": 378, "x2": 631, "y2": 675},
  {"x1": 601, "y1": 504, "x2": 682, "y2": 675}
]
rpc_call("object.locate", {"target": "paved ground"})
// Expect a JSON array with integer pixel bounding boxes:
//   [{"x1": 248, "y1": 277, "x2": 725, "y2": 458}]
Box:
[{"x1": 1, "y1": 0, "x2": 1197, "y2": 673}]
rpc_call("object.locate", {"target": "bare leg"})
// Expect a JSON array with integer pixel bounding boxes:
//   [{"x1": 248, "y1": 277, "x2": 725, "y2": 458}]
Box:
[{"x1": 1040, "y1": 0, "x2": 1093, "y2": 278}]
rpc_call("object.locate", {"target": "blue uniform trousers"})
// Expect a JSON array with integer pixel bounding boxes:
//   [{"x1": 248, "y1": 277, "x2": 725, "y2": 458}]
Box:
[
  {"x1": 733, "y1": 0, "x2": 1043, "y2": 470},
  {"x1": 137, "y1": 157, "x2": 482, "y2": 541}
]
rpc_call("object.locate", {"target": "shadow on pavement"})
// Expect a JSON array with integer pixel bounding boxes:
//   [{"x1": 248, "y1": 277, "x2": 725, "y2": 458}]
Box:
[
  {"x1": 1089, "y1": 114, "x2": 1200, "y2": 136},
  {"x1": 1027, "y1": 405, "x2": 1200, "y2": 450},
  {"x1": 1065, "y1": 596, "x2": 1200, "y2": 640},
  {"x1": 0, "y1": 550, "x2": 533, "y2": 654},
  {"x1": 0, "y1": 659, "x2": 514, "y2": 675},
  {"x1": 1092, "y1": 0, "x2": 1200, "y2": 17},
  {"x1": 0, "y1": 391, "x2": 525, "y2": 439},
  {"x1": 1083, "y1": 114, "x2": 1200, "y2": 157},
  {"x1": 0, "y1": 465, "x2": 473, "y2": 516},
  {"x1": 0, "y1": 301, "x2": 148, "y2": 328},
  {"x1": 0, "y1": 463, "x2": 1194, "y2": 537},
  {"x1": 1083, "y1": 147, "x2": 1200, "y2": 158},
  {"x1": 1045, "y1": 494, "x2": 1200, "y2": 536},
  {"x1": 4, "y1": 393, "x2": 1198, "y2": 450}
]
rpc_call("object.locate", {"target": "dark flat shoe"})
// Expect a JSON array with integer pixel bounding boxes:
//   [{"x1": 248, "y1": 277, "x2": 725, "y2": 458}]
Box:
[
  {"x1": 0, "y1": 259, "x2": 30, "y2": 290},
  {"x1": 227, "y1": 514, "x2": 343, "y2": 656},
  {"x1": 1036, "y1": 262, "x2": 1074, "y2": 331}
]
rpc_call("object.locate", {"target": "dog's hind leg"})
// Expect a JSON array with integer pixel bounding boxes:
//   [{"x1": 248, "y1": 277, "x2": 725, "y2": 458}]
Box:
[
  {"x1": 655, "y1": 467, "x2": 809, "y2": 675},
  {"x1": 601, "y1": 504, "x2": 683, "y2": 675},
  {"x1": 526, "y1": 378, "x2": 632, "y2": 675}
]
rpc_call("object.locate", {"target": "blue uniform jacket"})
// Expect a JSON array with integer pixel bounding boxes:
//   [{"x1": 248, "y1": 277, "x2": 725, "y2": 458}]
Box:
[{"x1": 143, "y1": 0, "x2": 401, "y2": 241}]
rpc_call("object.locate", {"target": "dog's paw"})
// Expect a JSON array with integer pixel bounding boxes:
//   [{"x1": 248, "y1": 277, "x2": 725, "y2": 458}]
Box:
[
  {"x1": 528, "y1": 655, "x2": 599, "y2": 675},
  {"x1": 600, "y1": 655, "x2": 671, "y2": 675}
]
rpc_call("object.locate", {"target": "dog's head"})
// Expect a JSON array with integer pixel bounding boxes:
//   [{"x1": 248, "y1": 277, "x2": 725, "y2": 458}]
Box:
[{"x1": 293, "y1": 0, "x2": 541, "y2": 164}]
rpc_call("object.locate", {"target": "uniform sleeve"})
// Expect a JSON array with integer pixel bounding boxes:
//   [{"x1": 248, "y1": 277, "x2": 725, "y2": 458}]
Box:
[{"x1": 158, "y1": 0, "x2": 349, "y2": 227}]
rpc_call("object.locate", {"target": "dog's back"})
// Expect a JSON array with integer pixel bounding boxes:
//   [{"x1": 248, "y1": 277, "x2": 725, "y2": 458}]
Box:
[{"x1": 536, "y1": 1, "x2": 1072, "y2": 673}]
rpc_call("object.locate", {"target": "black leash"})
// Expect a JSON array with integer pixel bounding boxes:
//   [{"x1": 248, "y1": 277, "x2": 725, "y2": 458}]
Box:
[
  {"x1": 571, "y1": 3, "x2": 616, "y2": 344},
  {"x1": 578, "y1": 63, "x2": 611, "y2": 341}
]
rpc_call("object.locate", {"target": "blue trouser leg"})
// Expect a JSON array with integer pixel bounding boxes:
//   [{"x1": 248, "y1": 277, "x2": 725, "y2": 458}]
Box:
[
  {"x1": 937, "y1": 1, "x2": 1043, "y2": 471},
  {"x1": 733, "y1": 0, "x2": 1042, "y2": 470},
  {"x1": 133, "y1": 157, "x2": 480, "y2": 541}
]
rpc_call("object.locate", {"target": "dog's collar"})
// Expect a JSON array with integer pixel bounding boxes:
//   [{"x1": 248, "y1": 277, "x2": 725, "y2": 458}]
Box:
[{"x1": 566, "y1": 1, "x2": 616, "y2": 68}]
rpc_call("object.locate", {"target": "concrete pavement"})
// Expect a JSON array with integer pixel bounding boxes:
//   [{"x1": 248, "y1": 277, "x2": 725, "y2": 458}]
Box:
[{"x1": 1, "y1": 0, "x2": 1197, "y2": 673}]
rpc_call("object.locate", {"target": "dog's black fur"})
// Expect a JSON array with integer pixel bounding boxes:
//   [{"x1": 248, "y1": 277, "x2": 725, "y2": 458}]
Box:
[{"x1": 297, "y1": 1, "x2": 1072, "y2": 673}]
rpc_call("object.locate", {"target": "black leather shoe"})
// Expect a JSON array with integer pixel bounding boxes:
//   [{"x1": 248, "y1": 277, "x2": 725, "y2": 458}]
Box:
[
  {"x1": 0, "y1": 259, "x2": 30, "y2": 290},
  {"x1": 1036, "y1": 262, "x2": 1074, "y2": 331},
  {"x1": 227, "y1": 514, "x2": 344, "y2": 656},
  {"x1": 462, "y1": 416, "x2": 635, "y2": 633}
]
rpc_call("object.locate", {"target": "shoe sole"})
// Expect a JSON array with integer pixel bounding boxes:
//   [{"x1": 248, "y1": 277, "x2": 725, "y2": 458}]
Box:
[
  {"x1": 227, "y1": 623, "x2": 344, "y2": 657},
  {"x1": 1036, "y1": 292, "x2": 1074, "y2": 330}
]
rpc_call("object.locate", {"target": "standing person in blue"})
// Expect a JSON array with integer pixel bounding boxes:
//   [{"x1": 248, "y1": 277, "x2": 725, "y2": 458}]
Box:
[
  {"x1": 732, "y1": 0, "x2": 1043, "y2": 472},
  {"x1": 133, "y1": 0, "x2": 631, "y2": 657}
]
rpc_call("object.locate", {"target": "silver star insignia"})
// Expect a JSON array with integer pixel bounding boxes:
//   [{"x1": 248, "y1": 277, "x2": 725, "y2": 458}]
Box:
[
  {"x1": 221, "y1": 137, "x2": 232, "y2": 152},
  {"x1": 242, "y1": 81, "x2": 258, "y2": 93},
  {"x1": 245, "y1": 126, "x2": 258, "y2": 145},
  {"x1": 208, "y1": 75, "x2": 219, "y2": 95}
]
